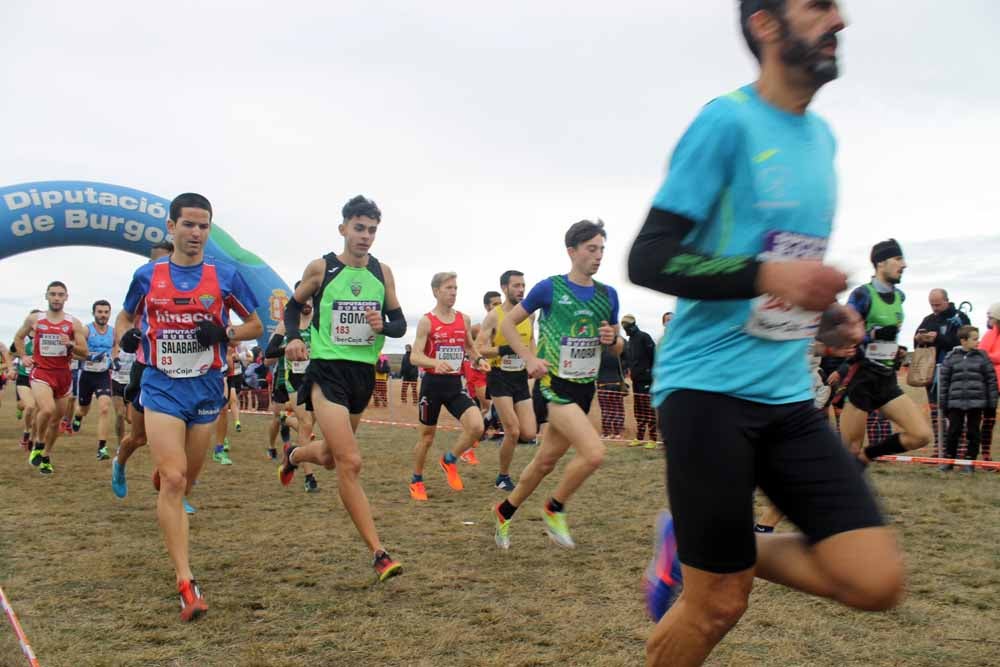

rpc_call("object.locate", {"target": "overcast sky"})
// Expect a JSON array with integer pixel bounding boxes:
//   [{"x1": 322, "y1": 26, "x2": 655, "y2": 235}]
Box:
[{"x1": 2, "y1": 1, "x2": 998, "y2": 354}]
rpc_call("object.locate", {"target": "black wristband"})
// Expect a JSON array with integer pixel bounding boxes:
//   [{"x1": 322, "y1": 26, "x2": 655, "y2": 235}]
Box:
[
  {"x1": 382, "y1": 307, "x2": 407, "y2": 338},
  {"x1": 284, "y1": 296, "x2": 305, "y2": 342}
]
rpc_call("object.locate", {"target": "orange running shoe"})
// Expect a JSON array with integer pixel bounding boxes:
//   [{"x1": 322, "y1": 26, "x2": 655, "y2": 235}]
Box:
[
  {"x1": 278, "y1": 444, "x2": 298, "y2": 487},
  {"x1": 459, "y1": 449, "x2": 480, "y2": 465},
  {"x1": 439, "y1": 456, "x2": 464, "y2": 491},
  {"x1": 178, "y1": 579, "x2": 208, "y2": 621},
  {"x1": 409, "y1": 480, "x2": 428, "y2": 501}
]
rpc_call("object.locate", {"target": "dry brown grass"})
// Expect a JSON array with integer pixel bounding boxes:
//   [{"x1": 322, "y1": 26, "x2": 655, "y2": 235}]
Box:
[{"x1": 1, "y1": 382, "x2": 998, "y2": 667}]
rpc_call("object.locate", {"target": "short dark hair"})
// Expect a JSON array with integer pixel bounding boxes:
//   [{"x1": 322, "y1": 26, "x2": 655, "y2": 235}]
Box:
[
  {"x1": 46, "y1": 281, "x2": 67, "y2": 292},
  {"x1": 500, "y1": 270, "x2": 524, "y2": 287},
  {"x1": 92, "y1": 300, "x2": 111, "y2": 313},
  {"x1": 342, "y1": 195, "x2": 381, "y2": 222},
  {"x1": 152, "y1": 240, "x2": 174, "y2": 253},
  {"x1": 483, "y1": 291, "x2": 501, "y2": 307},
  {"x1": 169, "y1": 193, "x2": 213, "y2": 222},
  {"x1": 958, "y1": 325, "x2": 979, "y2": 341},
  {"x1": 565, "y1": 219, "x2": 606, "y2": 248},
  {"x1": 740, "y1": 0, "x2": 786, "y2": 62}
]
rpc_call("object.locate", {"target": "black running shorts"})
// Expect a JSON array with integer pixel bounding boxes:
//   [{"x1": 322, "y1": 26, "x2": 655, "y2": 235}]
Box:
[
  {"x1": 16, "y1": 374, "x2": 31, "y2": 389},
  {"x1": 112, "y1": 380, "x2": 127, "y2": 398},
  {"x1": 300, "y1": 359, "x2": 375, "y2": 415},
  {"x1": 486, "y1": 369, "x2": 531, "y2": 403},
  {"x1": 534, "y1": 375, "x2": 596, "y2": 425},
  {"x1": 419, "y1": 374, "x2": 476, "y2": 426},
  {"x1": 78, "y1": 370, "x2": 112, "y2": 406},
  {"x1": 124, "y1": 361, "x2": 145, "y2": 412},
  {"x1": 271, "y1": 382, "x2": 290, "y2": 406},
  {"x1": 846, "y1": 365, "x2": 904, "y2": 413},
  {"x1": 659, "y1": 389, "x2": 885, "y2": 574}
]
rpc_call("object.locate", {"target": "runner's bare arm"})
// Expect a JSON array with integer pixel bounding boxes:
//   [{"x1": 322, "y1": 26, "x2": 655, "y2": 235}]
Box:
[
  {"x1": 114, "y1": 310, "x2": 135, "y2": 344},
  {"x1": 407, "y1": 316, "x2": 439, "y2": 370},
  {"x1": 529, "y1": 313, "x2": 537, "y2": 356},
  {"x1": 499, "y1": 305, "x2": 534, "y2": 362},
  {"x1": 13, "y1": 313, "x2": 37, "y2": 365},
  {"x1": 229, "y1": 312, "x2": 263, "y2": 342},
  {"x1": 475, "y1": 309, "x2": 500, "y2": 358},
  {"x1": 71, "y1": 317, "x2": 89, "y2": 359},
  {"x1": 464, "y1": 313, "x2": 489, "y2": 371}
]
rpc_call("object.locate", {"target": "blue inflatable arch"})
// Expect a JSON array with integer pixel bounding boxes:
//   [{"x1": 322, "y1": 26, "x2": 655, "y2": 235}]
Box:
[{"x1": 0, "y1": 180, "x2": 290, "y2": 349}]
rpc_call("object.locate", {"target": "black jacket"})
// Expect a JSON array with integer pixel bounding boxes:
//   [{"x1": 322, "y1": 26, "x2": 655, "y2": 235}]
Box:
[
  {"x1": 914, "y1": 304, "x2": 970, "y2": 364},
  {"x1": 624, "y1": 327, "x2": 656, "y2": 387},
  {"x1": 940, "y1": 347, "x2": 998, "y2": 411},
  {"x1": 400, "y1": 352, "x2": 419, "y2": 381}
]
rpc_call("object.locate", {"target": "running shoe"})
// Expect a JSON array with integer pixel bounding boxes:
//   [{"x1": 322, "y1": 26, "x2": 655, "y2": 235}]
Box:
[
  {"x1": 16, "y1": 407, "x2": 24, "y2": 420},
  {"x1": 494, "y1": 474, "x2": 516, "y2": 492},
  {"x1": 112, "y1": 460, "x2": 128, "y2": 498},
  {"x1": 235, "y1": 421, "x2": 242, "y2": 433},
  {"x1": 409, "y1": 480, "x2": 428, "y2": 501},
  {"x1": 278, "y1": 444, "x2": 298, "y2": 486},
  {"x1": 493, "y1": 503, "x2": 511, "y2": 550},
  {"x1": 72, "y1": 417, "x2": 82, "y2": 433},
  {"x1": 373, "y1": 551, "x2": 402, "y2": 582},
  {"x1": 644, "y1": 510, "x2": 683, "y2": 622},
  {"x1": 267, "y1": 447, "x2": 277, "y2": 461},
  {"x1": 439, "y1": 456, "x2": 464, "y2": 491},
  {"x1": 39, "y1": 458, "x2": 54, "y2": 475},
  {"x1": 215, "y1": 450, "x2": 233, "y2": 465},
  {"x1": 183, "y1": 498, "x2": 196, "y2": 515},
  {"x1": 97, "y1": 446, "x2": 110, "y2": 460},
  {"x1": 644, "y1": 441, "x2": 658, "y2": 450},
  {"x1": 459, "y1": 449, "x2": 480, "y2": 465},
  {"x1": 29, "y1": 448, "x2": 43, "y2": 467},
  {"x1": 18, "y1": 433, "x2": 31, "y2": 452},
  {"x1": 223, "y1": 437, "x2": 230, "y2": 452},
  {"x1": 304, "y1": 474, "x2": 319, "y2": 493},
  {"x1": 59, "y1": 419, "x2": 71, "y2": 435},
  {"x1": 177, "y1": 579, "x2": 208, "y2": 621},
  {"x1": 542, "y1": 507, "x2": 575, "y2": 548}
]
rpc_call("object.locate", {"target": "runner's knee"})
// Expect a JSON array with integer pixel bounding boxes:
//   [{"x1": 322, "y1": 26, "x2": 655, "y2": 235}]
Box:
[
  {"x1": 838, "y1": 560, "x2": 905, "y2": 611},
  {"x1": 159, "y1": 469, "x2": 187, "y2": 494}
]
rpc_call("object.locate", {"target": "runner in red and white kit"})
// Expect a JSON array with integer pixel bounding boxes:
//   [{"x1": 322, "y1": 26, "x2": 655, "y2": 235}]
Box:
[
  {"x1": 13, "y1": 281, "x2": 89, "y2": 474},
  {"x1": 406, "y1": 272, "x2": 490, "y2": 500}
]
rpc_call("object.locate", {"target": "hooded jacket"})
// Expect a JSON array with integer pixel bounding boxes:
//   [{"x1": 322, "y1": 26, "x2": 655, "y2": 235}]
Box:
[{"x1": 914, "y1": 303, "x2": 971, "y2": 364}]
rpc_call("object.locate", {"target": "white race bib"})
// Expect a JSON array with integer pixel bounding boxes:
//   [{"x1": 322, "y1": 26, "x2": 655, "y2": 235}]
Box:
[
  {"x1": 865, "y1": 342, "x2": 898, "y2": 362},
  {"x1": 112, "y1": 353, "x2": 135, "y2": 384},
  {"x1": 83, "y1": 358, "x2": 110, "y2": 373},
  {"x1": 437, "y1": 345, "x2": 464, "y2": 374},
  {"x1": 500, "y1": 354, "x2": 525, "y2": 372},
  {"x1": 290, "y1": 359, "x2": 310, "y2": 374},
  {"x1": 156, "y1": 330, "x2": 214, "y2": 378},
  {"x1": 558, "y1": 336, "x2": 600, "y2": 380},
  {"x1": 38, "y1": 333, "x2": 66, "y2": 357},
  {"x1": 331, "y1": 300, "x2": 379, "y2": 346},
  {"x1": 745, "y1": 231, "x2": 827, "y2": 341}
]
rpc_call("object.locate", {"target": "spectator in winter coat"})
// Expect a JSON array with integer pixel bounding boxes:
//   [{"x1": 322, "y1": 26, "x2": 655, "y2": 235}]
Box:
[
  {"x1": 622, "y1": 314, "x2": 658, "y2": 444},
  {"x1": 914, "y1": 288, "x2": 971, "y2": 446},
  {"x1": 938, "y1": 326, "x2": 998, "y2": 470},
  {"x1": 400, "y1": 344, "x2": 419, "y2": 404},
  {"x1": 978, "y1": 302, "x2": 1000, "y2": 460}
]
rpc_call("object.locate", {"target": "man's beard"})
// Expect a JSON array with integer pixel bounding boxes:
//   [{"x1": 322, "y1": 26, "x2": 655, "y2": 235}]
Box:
[{"x1": 780, "y1": 25, "x2": 840, "y2": 85}]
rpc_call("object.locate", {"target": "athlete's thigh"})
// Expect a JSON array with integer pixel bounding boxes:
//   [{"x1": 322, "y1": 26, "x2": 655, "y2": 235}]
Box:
[
  {"x1": 16, "y1": 384, "x2": 36, "y2": 407},
  {"x1": 877, "y1": 394, "x2": 926, "y2": 434},
  {"x1": 30, "y1": 381, "x2": 55, "y2": 411},
  {"x1": 660, "y1": 390, "x2": 758, "y2": 573},
  {"x1": 757, "y1": 403, "x2": 884, "y2": 546},
  {"x1": 145, "y1": 410, "x2": 189, "y2": 470},
  {"x1": 514, "y1": 398, "x2": 537, "y2": 436},
  {"x1": 457, "y1": 405, "x2": 482, "y2": 431},
  {"x1": 545, "y1": 402, "x2": 598, "y2": 457},
  {"x1": 184, "y1": 421, "x2": 216, "y2": 482},
  {"x1": 838, "y1": 402, "x2": 867, "y2": 444},
  {"x1": 311, "y1": 387, "x2": 360, "y2": 458}
]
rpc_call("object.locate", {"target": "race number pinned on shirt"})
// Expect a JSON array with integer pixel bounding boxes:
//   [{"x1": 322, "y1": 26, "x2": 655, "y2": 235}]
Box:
[
  {"x1": 38, "y1": 333, "x2": 66, "y2": 357},
  {"x1": 156, "y1": 330, "x2": 213, "y2": 378},
  {"x1": 865, "y1": 342, "x2": 898, "y2": 362},
  {"x1": 437, "y1": 346, "x2": 465, "y2": 374},
  {"x1": 745, "y1": 231, "x2": 827, "y2": 341},
  {"x1": 83, "y1": 358, "x2": 110, "y2": 373},
  {"x1": 112, "y1": 353, "x2": 135, "y2": 384},
  {"x1": 331, "y1": 300, "x2": 379, "y2": 346},
  {"x1": 558, "y1": 336, "x2": 600, "y2": 380},
  {"x1": 500, "y1": 354, "x2": 525, "y2": 372},
  {"x1": 290, "y1": 359, "x2": 310, "y2": 374}
]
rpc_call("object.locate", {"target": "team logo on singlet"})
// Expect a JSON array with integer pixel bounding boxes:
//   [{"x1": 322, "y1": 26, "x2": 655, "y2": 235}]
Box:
[
  {"x1": 350, "y1": 280, "x2": 362, "y2": 297},
  {"x1": 199, "y1": 294, "x2": 216, "y2": 309}
]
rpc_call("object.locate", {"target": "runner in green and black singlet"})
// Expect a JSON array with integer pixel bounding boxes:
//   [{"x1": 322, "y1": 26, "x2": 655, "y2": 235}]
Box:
[{"x1": 277, "y1": 195, "x2": 407, "y2": 582}]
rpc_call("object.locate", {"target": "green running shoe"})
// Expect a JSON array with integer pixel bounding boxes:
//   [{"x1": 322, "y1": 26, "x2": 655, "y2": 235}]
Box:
[
  {"x1": 542, "y1": 508, "x2": 575, "y2": 549},
  {"x1": 215, "y1": 450, "x2": 233, "y2": 465},
  {"x1": 97, "y1": 447, "x2": 110, "y2": 460},
  {"x1": 39, "y1": 459, "x2": 54, "y2": 475},
  {"x1": 29, "y1": 448, "x2": 43, "y2": 467},
  {"x1": 223, "y1": 437, "x2": 231, "y2": 452},
  {"x1": 494, "y1": 504, "x2": 511, "y2": 550}
]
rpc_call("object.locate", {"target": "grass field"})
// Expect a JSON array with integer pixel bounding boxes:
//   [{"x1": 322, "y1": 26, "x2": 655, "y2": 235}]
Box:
[{"x1": 1, "y1": 382, "x2": 998, "y2": 667}]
